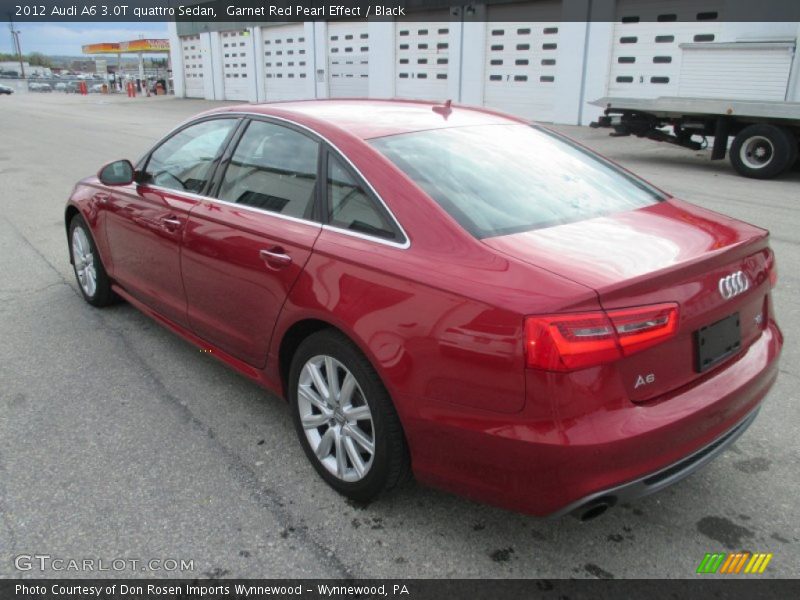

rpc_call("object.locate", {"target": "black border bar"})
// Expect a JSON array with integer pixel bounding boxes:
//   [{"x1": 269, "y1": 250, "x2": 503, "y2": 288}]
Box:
[
  {"x1": 3, "y1": 579, "x2": 800, "y2": 600},
  {"x1": 3, "y1": 0, "x2": 800, "y2": 23}
]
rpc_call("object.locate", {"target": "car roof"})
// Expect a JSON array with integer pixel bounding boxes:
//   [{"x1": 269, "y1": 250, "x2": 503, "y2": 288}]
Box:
[{"x1": 207, "y1": 99, "x2": 526, "y2": 140}]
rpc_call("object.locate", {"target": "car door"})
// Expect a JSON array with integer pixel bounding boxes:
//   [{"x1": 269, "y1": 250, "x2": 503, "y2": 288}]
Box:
[
  {"x1": 103, "y1": 117, "x2": 239, "y2": 327},
  {"x1": 181, "y1": 118, "x2": 323, "y2": 367}
]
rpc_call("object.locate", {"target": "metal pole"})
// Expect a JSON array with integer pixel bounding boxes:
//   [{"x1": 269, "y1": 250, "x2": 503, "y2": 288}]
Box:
[
  {"x1": 138, "y1": 51, "x2": 144, "y2": 89},
  {"x1": 166, "y1": 49, "x2": 172, "y2": 94},
  {"x1": 9, "y1": 20, "x2": 25, "y2": 78}
]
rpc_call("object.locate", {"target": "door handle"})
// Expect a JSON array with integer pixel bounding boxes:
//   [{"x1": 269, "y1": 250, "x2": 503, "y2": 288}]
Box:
[
  {"x1": 161, "y1": 216, "x2": 182, "y2": 231},
  {"x1": 260, "y1": 247, "x2": 293, "y2": 268}
]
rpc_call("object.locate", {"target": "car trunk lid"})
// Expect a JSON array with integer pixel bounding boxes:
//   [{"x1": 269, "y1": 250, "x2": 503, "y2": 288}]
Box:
[{"x1": 484, "y1": 199, "x2": 774, "y2": 402}]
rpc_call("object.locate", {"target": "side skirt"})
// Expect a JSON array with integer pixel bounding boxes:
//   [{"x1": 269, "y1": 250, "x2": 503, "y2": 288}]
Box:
[{"x1": 111, "y1": 284, "x2": 283, "y2": 399}]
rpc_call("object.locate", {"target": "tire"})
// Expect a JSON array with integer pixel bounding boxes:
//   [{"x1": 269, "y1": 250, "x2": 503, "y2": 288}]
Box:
[
  {"x1": 288, "y1": 329, "x2": 410, "y2": 502},
  {"x1": 730, "y1": 124, "x2": 798, "y2": 179},
  {"x1": 68, "y1": 214, "x2": 116, "y2": 307}
]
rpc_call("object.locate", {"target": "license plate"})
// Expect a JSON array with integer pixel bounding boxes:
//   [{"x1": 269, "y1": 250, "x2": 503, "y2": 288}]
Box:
[{"x1": 695, "y1": 313, "x2": 741, "y2": 373}]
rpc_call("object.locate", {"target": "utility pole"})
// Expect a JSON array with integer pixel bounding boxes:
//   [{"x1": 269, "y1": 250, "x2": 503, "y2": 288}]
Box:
[{"x1": 8, "y1": 19, "x2": 25, "y2": 78}]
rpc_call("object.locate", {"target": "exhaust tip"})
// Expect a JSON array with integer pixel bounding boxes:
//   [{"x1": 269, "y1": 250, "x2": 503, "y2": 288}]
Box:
[
  {"x1": 574, "y1": 497, "x2": 616, "y2": 521},
  {"x1": 579, "y1": 503, "x2": 610, "y2": 521}
]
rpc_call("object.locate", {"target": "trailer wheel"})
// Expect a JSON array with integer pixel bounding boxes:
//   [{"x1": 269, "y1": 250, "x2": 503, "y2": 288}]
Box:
[{"x1": 730, "y1": 124, "x2": 798, "y2": 179}]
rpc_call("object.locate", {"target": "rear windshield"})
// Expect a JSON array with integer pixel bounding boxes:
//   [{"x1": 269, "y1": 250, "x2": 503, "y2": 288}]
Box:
[{"x1": 370, "y1": 124, "x2": 663, "y2": 239}]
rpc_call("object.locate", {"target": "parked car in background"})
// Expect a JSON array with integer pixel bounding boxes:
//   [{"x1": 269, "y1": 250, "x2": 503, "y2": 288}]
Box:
[
  {"x1": 28, "y1": 82, "x2": 52, "y2": 92},
  {"x1": 0, "y1": 84, "x2": 13, "y2": 95},
  {"x1": 64, "y1": 100, "x2": 782, "y2": 519}
]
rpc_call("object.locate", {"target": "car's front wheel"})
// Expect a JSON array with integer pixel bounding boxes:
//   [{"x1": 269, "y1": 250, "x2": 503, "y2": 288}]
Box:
[
  {"x1": 289, "y1": 330, "x2": 410, "y2": 502},
  {"x1": 68, "y1": 214, "x2": 116, "y2": 307}
]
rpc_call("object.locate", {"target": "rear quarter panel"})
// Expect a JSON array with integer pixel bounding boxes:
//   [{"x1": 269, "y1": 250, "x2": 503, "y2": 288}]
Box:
[
  {"x1": 271, "y1": 234, "x2": 528, "y2": 414},
  {"x1": 270, "y1": 232, "x2": 602, "y2": 418}
]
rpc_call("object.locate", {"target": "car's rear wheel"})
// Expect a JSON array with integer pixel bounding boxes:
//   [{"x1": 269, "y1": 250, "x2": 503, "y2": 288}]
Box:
[
  {"x1": 730, "y1": 124, "x2": 798, "y2": 179},
  {"x1": 69, "y1": 214, "x2": 116, "y2": 307},
  {"x1": 288, "y1": 330, "x2": 410, "y2": 502}
]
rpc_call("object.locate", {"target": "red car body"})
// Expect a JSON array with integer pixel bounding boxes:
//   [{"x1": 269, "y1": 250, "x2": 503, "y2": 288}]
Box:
[{"x1": 65, "y1": 100, "x2": 782, "y2": 517}]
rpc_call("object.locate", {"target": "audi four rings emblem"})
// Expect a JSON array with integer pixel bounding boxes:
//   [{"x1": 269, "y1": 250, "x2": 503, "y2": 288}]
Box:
[{"x1": 718, "y1": 271, "x2": 750, "y2": 300}]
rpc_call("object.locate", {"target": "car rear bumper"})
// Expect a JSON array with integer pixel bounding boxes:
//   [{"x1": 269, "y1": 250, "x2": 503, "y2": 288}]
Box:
[
  {"x1": 550, "y1": 405, "x2": 760, "y2": 519},
  {"x1": 402, "y1": 322, "x2": 782, "y2": 516}
]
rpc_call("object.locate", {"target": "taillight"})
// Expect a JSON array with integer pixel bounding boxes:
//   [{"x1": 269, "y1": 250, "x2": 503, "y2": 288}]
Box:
[
  {"x1": 525, "y1": 303, "x2": 679, "y2": 371},
  {"x1": 608, "y1": 304, "x2": 679, "y2": 355},
  {"x1": 525, "y1": 312, "x2": 619, "y2": 371},
  {"x1": 766, "y1": 249, "x2": 778, "y2": 288}
]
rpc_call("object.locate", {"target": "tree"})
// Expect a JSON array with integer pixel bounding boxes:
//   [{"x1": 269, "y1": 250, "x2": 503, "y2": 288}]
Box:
[{"x1": 27, "y1": 52, "x2": 52, "y2": 68}]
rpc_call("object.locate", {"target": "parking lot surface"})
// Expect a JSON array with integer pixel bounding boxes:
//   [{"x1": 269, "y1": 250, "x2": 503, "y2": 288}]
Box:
[{"x1": 0, "y1": 93, "x2": 798, "y2": 579}]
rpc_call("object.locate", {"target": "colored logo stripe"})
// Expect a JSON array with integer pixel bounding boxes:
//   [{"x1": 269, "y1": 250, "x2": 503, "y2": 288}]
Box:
[
  {"x1": 697, "y1": 552, "x2": 773, "y2": 574},
  {"x1": 744, "y1": 553, "x2": 773, "y2": 574},
  {"x1": 719, "y1": 552, "x2": 749, "y2": 573},
  {"x1": 697, "y1": 553, "x2": 726, "y2": 574}
]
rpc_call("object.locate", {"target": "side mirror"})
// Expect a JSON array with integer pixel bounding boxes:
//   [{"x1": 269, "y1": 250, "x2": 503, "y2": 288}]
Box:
[{"x1": 98, "y1": 159, "x2": 135, "y2": 186}]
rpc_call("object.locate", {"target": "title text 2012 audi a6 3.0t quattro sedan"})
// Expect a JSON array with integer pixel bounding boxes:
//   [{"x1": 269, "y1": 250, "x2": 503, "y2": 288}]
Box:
[{"x1": 65, "y1": 100, "x2": 782, "y2": 519}]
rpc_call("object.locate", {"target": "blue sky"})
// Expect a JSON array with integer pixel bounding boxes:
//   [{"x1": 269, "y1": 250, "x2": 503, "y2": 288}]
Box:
[{"x1": 2, "y1": 22, "x2": 169, "y2": 56}]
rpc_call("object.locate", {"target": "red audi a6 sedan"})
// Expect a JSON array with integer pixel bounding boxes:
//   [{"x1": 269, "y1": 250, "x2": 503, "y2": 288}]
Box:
[{"x1": 65, "y1": 100, "x2": 782, "y2": 519}]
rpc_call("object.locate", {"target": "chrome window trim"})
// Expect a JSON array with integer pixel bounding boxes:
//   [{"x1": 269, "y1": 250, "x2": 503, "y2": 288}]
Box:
[
  {"x1": 320, "y1": 223, "x2": 409, "y2": 248},
  {"x1": 138, "y1": 111, "x2": 411, "y2": 250},
  {"x1": 144, "y1": 183, "x2": 324, "y2": 229}
]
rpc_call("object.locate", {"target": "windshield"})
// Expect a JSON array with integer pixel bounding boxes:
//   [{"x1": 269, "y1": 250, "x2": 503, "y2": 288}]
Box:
[{"x1": 370, "y1": 124, "x2": 664, "y2": 239}]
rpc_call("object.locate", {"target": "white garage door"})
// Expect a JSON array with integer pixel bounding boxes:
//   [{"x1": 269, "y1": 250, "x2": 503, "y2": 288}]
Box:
[
  {"x1": 262, "y1": 24, "x2": 310, "y2": 102},
  {"x1": 608, "y1": 0, "x2": 723, "y2": 98},
  {"x1": 221, "y1": 30, "x2": 252, "y2": 101},
  {"x1": 483, "y1": 1, "x2": 562, "y2": 122},
  {"x1": 328, "y1": 21, "x2": 369, "y2": 97},
  {"x1": 181, "y1": 35, "x2": 204, "y2": 98},
  {"x1": 395, "y1": 14, "x2": 451, "y2": 100}
]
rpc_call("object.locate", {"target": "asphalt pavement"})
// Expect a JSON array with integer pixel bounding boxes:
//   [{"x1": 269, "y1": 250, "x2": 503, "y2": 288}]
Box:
[{"x1": 0, "y1": 92, "x2": 798, "y2": 579}]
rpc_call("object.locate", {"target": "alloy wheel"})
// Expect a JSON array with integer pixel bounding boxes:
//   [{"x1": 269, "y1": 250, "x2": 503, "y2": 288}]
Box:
[
  {"x1": 72, "y1": 226, "x2": 97, "y2": 298},
  {"x1": 297, "y1": 355, "x2": 375, "y2": 482}
]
